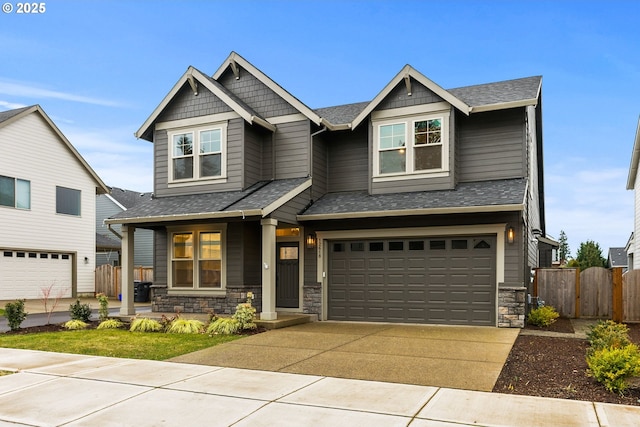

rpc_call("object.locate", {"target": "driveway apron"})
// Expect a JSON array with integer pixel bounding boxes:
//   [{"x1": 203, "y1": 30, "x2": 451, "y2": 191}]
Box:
[{"x1": 169, "y1": 322, "x2": 519, "y2": 392}]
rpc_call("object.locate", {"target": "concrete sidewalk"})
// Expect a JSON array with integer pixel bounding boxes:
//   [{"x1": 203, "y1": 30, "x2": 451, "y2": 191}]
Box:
[{"x1": 0, "y1": 347, "x2": 637, "y2": 426}]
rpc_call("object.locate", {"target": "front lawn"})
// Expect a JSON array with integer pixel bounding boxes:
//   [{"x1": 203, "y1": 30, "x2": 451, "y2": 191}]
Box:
[{"x1": 0, "y1": 329, "x2": 242, "y2": 360}]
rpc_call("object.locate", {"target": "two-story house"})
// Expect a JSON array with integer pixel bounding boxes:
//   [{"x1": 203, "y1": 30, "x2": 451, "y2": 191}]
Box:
[
  {"x1": 107, "y1": 52, "x2": 546, "y2": 328},
  {"x1": 0, "y1": 105, "x2": 109, "y2": 299}
]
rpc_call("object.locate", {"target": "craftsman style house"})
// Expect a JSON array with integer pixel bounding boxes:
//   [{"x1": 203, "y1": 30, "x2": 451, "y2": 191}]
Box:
[{"x1": 107, "y1": 52, "x2": 546, "y2": 327}]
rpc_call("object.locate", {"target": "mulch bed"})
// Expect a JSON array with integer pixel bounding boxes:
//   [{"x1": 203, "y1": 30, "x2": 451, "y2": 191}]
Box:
[{"x1": 493, "y1": 320, "x2": 640, "y2": 406}]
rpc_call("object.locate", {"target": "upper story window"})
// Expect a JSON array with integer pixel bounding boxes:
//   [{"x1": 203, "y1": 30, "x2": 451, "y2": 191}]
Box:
[
  {"x1": 373, "y1": 110, "x2": 450, "y2": 179},
  {"x1": 169, "y1": 123, "x2": 227, "y2": 183},
  {"x1": 56, "y1": 186, "x2": 81, "y2": 216},
  {"x1": 0, "y1": 175, "x2": 30, "y2": 210}
]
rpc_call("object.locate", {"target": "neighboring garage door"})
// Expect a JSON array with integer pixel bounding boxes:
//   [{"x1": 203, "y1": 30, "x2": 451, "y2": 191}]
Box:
[
  {"x1": 328, "y1": 236, "x2": 496, "y2": 326},
  {"x1": 0, "y1": 250, "x2": 73, "y2": 299}
]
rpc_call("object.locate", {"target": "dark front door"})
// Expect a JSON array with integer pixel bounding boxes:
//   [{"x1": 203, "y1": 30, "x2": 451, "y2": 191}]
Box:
[{"x1": 276, "y1": 242, "x2": 300, "y2": 308}]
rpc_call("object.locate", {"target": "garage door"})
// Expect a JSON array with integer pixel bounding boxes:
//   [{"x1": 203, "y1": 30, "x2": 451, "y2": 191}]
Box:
[
  {"x1": 0, "y1": 250, "x2": 73, "y2": 299},
  {"x1": 328, "y1": 236, "x2": 496, "y2": 325}
]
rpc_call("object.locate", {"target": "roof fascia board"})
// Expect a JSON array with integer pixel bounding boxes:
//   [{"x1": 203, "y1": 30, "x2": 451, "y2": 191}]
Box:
[
  {"x1": 261, "y1": 179, "x2": 312, "y2": 216},
  {"x1": 351, "y1": 65, "x2": 471, "y2": 129},
  {"x1": 105, "y1": 209, "x2": 263, "y2": 225},
  {"x1": 213, "y1": 52, "x2": 323, "y2": 126},
  {"x1": 0, "y1": 105, "x2": 38, "y2": 130},
  {"x1": 627, "y1": 116, "x2": 640, "y2": 189},
  {"x1": 297, "y1": 203, "x2": 524, "y2": 221},
  {"x1": 470, "y1": 98, "x2": 539, "y2": 113}
]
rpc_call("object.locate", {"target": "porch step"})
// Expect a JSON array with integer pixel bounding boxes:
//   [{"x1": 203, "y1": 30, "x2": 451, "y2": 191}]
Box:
[{"x1": 256, "y1": 313, "x2": 315, "y2": 330}]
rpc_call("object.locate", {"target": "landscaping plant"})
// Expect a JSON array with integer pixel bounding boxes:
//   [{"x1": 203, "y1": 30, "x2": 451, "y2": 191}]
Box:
[
  {"x1": 527, "y1": 305, "x2": 559, "y2": 327},
  {"x1": 97, "y1": 318, "x2": 124, "y2": 330},
  {"x1": 69, "y1": 299, "x2": 92, "y2": 322},
  {"x1": 166, "y1": 318, "x2": 205, "y2": 334},
  {"x1": 586, "y1": 320, "x2": 631, "y2": 354},
  {"x1": 3, "y1": 300, "x2": 27, "y2": 331},
  {"x1": 129, "y1": 317, "x2": 162, "y2": 332},
  {"x1": 207, "y1": 317, "x2": 241, "y2": 335},
  {"x1": 586, "y1": 344, "x2": 640, "y2": 393},
  {"x1": 64, "y1": 319, "x2": 88, "y2": 330},
  {"x1": 96, "y1": 293, "x2": 109, "y2": 322},
  {"x1": 40, "y1": 284, "x2": 66, "y2": 324}
]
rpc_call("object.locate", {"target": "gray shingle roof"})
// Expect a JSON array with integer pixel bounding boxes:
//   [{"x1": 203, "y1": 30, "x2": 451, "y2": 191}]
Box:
[
  {"x1": 109, "y1": 178, "x2": 309, "y2": 222},
  {"x1": 299, "y1": 179, "x2": 526, "y2": 217},
  {"x1": 314, "y1": 102, "x2": 369, "y2": 125},
  {"x1": 448, "y1": 76, "x2": 541, "y2": 108},
  {"x1": 0, "y1": 106, "x2": 33, "y2": 124},
  {"x1": 96, "y1": 233, "x2": 120, "y2": 249},
  {"x1": 109, "y1": 187, "x2": 153, "y2": 209},
  {"x1": 608, "y1": 247, "x2": 628, "y2": 267}
]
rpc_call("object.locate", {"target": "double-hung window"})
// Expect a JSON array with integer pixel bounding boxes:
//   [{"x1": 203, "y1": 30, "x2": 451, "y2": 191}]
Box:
[
  {"x1": 374, "y1": 111, "x2": 449, "y2": 178},
  {"x1": 170, "y1": 227, "x2": 225, "y2": 292},
  {"x1": 170, "y1": 123, "x2": 227, "y2": 183},
  {"x1": 0, "y1": 175, "x2": 30, "y2": 209}
]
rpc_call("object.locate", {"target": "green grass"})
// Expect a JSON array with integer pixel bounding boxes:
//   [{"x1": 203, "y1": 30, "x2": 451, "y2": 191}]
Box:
[{"x1": 0, "y1": 330, "x2": 242, "y2": 360}]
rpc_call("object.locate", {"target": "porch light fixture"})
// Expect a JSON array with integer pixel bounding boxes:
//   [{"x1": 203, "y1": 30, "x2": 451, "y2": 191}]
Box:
[
  {"x1": 306, "y1": 233, "x2": 316, "y2": 249},
  {"x1": 507, "y1": 227, "x2": 515, "y2": 244}
]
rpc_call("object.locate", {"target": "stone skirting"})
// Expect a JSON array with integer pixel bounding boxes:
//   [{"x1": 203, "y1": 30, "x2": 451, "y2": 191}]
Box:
[
  {"x1": 303, "y1": 282, "x2": 322, "y2": 318},
  {"x1": 498, "y1": 287, "x2": 526, "y2": 328},
  {"x1": 150, "y1": 286, "x2": 262, "y2": 315}
]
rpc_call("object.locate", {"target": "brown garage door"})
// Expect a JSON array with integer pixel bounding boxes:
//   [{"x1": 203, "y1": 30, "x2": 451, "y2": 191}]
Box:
[{"x1": 328, "y1": 236, "x2": 496, "y2": 325}]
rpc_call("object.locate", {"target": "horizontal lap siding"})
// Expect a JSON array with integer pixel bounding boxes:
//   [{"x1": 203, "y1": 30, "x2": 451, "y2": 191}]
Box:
[
  {"x1": 312, "y1": 134, "x2": 328, "y2": 199},
  {"x1": 153, "y1": 230, "x2": 167, "y2": 287},
  {"x1": 243, "y1": 124, "x2": 264, "y2": 188},
  {"x1": 328, "y1": 127, "x2": 368, "y2": 192},
  {"x1": 457, "y1": 109, "x2": 525, "y2": 182},
  {"x1": 275, "y1": 121, "x2": 309, "y2": 179},
  {"x1": 272, "y1": 192, "x2": 310, "y2": 225}
]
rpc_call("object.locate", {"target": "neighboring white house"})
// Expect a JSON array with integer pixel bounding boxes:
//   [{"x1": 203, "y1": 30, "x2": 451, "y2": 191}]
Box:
[
  {"x1": 627, "y1": 117, "x2": 640, "y2": 270},
  {"x1": 0, "y1": 105, "x2": 109, "y2": 299}
]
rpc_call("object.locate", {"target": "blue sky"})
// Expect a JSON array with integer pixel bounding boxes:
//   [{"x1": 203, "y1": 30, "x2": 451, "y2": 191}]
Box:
[{"x1": 1, "y1": 0, "x2": 639, "y2": 256}]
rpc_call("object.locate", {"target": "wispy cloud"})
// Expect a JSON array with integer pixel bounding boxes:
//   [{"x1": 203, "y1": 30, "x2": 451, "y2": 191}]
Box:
[
  {"x1": 0, "y1": 78, "x2": 123, "y2": 108},
  {"x1": 0, "y1": 100, "x2": 28, "y2": 109}
]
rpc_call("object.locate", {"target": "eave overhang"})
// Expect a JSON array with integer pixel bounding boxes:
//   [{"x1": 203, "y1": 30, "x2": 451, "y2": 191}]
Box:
[{"x1": 627, "y1": 116, "x2": 640, "y2": 190}]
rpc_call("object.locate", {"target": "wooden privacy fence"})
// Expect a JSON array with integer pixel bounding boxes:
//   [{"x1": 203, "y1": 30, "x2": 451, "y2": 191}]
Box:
[
  {"x1": 95, "y1": 265, "x2": 153, "y2": 298},
  {"x1": 534, "y1": 267, "x2": 640, "y2": 322}
]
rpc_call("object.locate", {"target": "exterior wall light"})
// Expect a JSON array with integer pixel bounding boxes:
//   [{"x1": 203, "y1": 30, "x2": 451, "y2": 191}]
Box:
[
  {"x1": 507, "y1": 227, "x2": 515, "y2": 244},
  {"x1": 306, "y1": 233, "x2": 316, "y2": 249}
]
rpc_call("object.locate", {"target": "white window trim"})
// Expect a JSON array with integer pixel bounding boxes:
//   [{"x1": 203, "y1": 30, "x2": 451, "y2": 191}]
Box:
[
  {"x1": 167, "y1": 224, "x2": 227, "y2": 296},
  {"x1": 168, "y1": 122, "x2": 228, "y2": 186},
  {"x1": 372, "y1": 110, "x2": 450, "y2": 181}
]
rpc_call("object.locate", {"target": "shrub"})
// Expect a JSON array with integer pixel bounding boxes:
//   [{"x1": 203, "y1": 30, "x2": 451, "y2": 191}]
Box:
[
  {"x1": 527, "y1": 305, "x2": 559, "y2": 327},
  {"x1": 587, "y1": 344, "x2": 640, "y2": 393},
  {"x1": 96, "y1": 293, "x2": 109, "y2": 322},
  {"x1": 129, "y1": 317, "x2": 162, "y2": 332},
  {"x1": 207, "y1": 317, "x2": 240, "y2": 335},
  {"x1": 4, "y1": 300, "x2": 27, "y2": 331},
  {"x1": 233, "y1": 302, "x2": 257, "y2": 331},
  {"x1": 63, "y1": 319, "x2": 88, "y2": 330},
  {"x1": 97, "y1": 318, "x2": 124, "y2": 330},
  {"x1": 69, "y1": 299, "x2": 92, "y2": 322},
  {"x1": 166, "y1": 318, "x2": 205, "y2": 334},
  {"x1": 587, "y1": 320, "x2": 631, "y2": 353}
]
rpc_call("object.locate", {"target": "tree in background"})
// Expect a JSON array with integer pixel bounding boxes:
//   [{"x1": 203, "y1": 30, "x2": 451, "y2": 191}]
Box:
[
  {"x1": 575, "y1": 240, "x2": 606, "y2": 269},
  {"x1": 558, "y1": 230, "x2": 570, "y2": 264}
]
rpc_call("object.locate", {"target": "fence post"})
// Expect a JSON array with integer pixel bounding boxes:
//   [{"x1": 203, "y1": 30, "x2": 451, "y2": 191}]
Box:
[
  {"x1": 574, "y1": 268, "x2": 581, "y2": 319},
  {"x1": 611, "y1": 267, "x2": 623, "y2": 322}
]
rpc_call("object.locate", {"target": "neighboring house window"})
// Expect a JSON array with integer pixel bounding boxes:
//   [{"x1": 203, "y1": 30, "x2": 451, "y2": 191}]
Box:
[
  {"x1": 56, "y1": 186, "x2": 81, "y2": 216},
  {"x1": 169, "y1": 124, "x2": 227, "y2": 183},
  {"x1": 170, "y1": 227, "x2": 224, "y2": 291},
  {"x1": 374, "y1": 112, "x2": 449, "y2": 178},
  {"x1": 0, "y1": 175, "x2": 30, "y2": 209}
]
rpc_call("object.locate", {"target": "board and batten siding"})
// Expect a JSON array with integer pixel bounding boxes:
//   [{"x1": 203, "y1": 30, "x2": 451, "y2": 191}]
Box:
[
  {"x1": 327, "y1": 127, "x2": 368, "y2": 192},
  {"x1": 0, "y1": 113, "x2": 98, "y2": 294},
  {"x1": 457, "y1": 109, "x2": 526, "y2": 183},
  {"x1": 274, "y1": 121, "x2": 310, "y2": 179}
]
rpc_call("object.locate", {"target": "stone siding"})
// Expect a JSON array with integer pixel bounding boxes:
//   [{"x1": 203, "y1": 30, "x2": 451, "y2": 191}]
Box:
[
  {"x1": 303, "y1": 282, "x2": 322, "y2": 318},
  {"x1": 150, "y1": 286, "x2": 262, "y2": 315},
  {"x1": 498, "y1": 287, "x2": 526, "y2": 328}
]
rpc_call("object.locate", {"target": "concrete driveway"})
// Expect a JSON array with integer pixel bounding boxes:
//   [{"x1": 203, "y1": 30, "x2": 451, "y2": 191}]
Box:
[{"x1": 170, "y1": 321, "x2": 519, "y2": 392}]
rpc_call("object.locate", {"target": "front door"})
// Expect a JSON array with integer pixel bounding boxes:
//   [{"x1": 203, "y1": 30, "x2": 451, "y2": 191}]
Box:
[{"x1": 276, "y1": 242, "x2": 299, "y2": 308}]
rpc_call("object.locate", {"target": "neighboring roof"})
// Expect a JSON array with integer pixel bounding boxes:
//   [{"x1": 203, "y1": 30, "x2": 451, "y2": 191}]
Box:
[
  {"x1": 108, "y1": 187, "x2": 153, "y2": 210},
  {"x1": 0, "y1": 105, "x2": 109, "y2": 194},
  {"x1": 298, "y1": 179, "x2": 526, "y2": 220},
  {"x1": 608, "y1": 247, "x2": 628, "y2": 267},
  {"x1": 136, "y1": 66, "x2": 276, "y2": 141},
  {"x1": 105, "y1": 178, "x2": 311, "y2": 225},
  {"x1": 626, "y1": 116, "x2": 640, "y2": 189},
  {"x1": 96, "y1": 233, "x2": 121, "y2": 250},
  {"x1": 448, "y1": 76, "x2": 542, "y2": 113}
]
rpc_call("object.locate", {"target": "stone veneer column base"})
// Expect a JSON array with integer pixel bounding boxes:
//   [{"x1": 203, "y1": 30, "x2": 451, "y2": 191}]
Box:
[{"x1": 498, "y1": 287, "x2": 526, "y2": 328}]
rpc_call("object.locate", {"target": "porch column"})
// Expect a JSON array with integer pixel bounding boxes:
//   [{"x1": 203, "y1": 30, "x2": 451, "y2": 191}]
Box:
[
  {"x1": 119, "y1": 224, "x2": 136, "y2": 316},
  {"x1": 260, "y1": 218, "x2": 278, "y2": 320}
]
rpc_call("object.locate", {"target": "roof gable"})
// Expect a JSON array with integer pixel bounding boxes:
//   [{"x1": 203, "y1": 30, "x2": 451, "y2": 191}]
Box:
[
  {"x1": 0, "y1": 105, "x2": 108, "y2": 194},
  {"x1": 627, "y1": 116, "x2": 640, "y2": 189}
]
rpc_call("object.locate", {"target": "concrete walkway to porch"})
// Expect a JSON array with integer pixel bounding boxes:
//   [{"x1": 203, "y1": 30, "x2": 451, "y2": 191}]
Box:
[{"x1": 169, "y1": 321, "x2": 519, "y2": 392}]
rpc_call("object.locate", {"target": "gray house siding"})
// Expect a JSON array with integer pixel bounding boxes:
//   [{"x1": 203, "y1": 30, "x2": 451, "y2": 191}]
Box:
[
  {"x1": 457, "y1": 109, "x2": 526, "y2": 183},
  {"x1": 271, "y1": 192, "x2": 310, "y2": 225},
  {"x1": 327, "y1": 127, "x2": 368, "y2": 193},
  {"x1": 153, "y1": 229, "x2": 168, "y2": 287},
  {"x1": 274, "y1": 120, "x2": 310, "y2": 179},
  {"x1": 243, "y1": 123, "x2": 265, "y2": 188},
  {"x1": 218, "y1": 67, "x2": 299, "y2": 118},
  {"x1": 156, "y1": 83, "x2": 232, "y2": 123},
  {"x1": 311, "y1": 132, "x2": 328, "y2": 200},
  {"x1": 376, "y1": 77, "x2": 444, "y2": 111}
]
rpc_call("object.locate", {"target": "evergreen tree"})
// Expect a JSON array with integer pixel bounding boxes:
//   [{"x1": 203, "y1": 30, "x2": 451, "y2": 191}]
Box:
[
  {"x1": 558, "y1": 230, "x2": 570, "y2": 263},
  {"x1": 575, "y1": 240, "x2": 606, "y2": 269}
]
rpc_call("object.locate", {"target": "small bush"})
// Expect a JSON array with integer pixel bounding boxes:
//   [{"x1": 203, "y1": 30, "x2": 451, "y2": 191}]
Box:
[
  {"x1": 97, "y1": 319, "x2": 124, "y2": 330},
  {"x1": 527, "y1": 305, "x2": 559, "y2": 327},
  {"x1": 4, "y1": 300, "x2": 27, "y2": 331},
  {"x1": 96, "y1": 293, "x2": 109, "y2": 322},
  {"x1": 233, "y1": 302, "x2": 257, "y2": 331},
  {"x1": 64, "y1": 319, "x2": 88, "y2": 330},
  {"x1": 207, "y1": 317, "x2": 240, "y2": 335},
  {"x1": 69, "y1": 300, "x2": 92, "y2": 322},
  {"x1": 587, "y1": 320, "x2": 631, "y2": 353},
  {"x1": 166, "y1": 318, "x2": 205, "y2": 334},
  {"x1": 129, "y1": 317, "x2": 162, "y2": 332},
  {"x1": 587, "y1": 344, "x2": 640, "y2": 393}
]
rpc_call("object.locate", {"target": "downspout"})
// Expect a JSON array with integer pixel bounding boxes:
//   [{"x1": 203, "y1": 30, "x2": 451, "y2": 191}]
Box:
[{"x1": 106, "y1": 222, "x2": 122, "y2": 240}]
